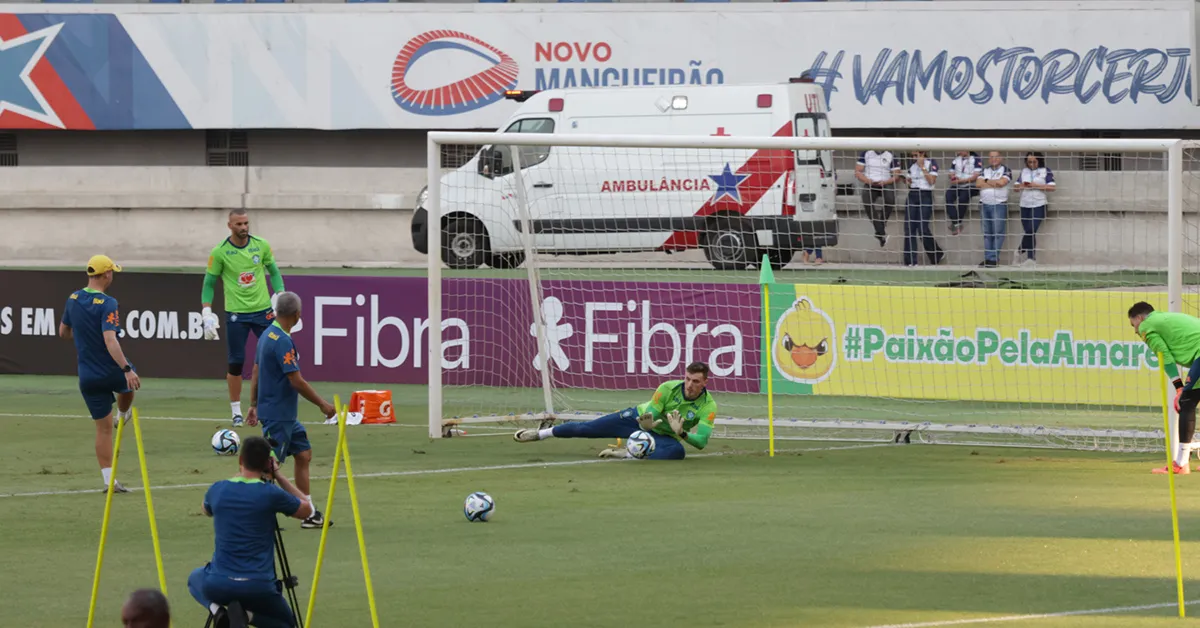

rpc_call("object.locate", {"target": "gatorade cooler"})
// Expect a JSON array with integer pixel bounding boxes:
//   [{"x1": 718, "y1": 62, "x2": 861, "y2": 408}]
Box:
[{"x1": 348, "y1": 390, "x2": 395, "y2": 424}]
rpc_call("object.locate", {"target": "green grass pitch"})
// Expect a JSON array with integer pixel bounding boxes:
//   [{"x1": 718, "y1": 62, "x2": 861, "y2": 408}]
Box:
[{"x1": 2, "y1": 375, "x2": 1200, "y2": 627}]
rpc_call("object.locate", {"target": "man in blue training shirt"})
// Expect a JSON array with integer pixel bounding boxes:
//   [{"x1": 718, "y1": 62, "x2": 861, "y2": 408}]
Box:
[
  {"x1": 188, "y1": 436, "x2": 312, "y2": 628},
  {"x1": 246, "y1": 291, "x2": 336, "y2": 529},
  {"x1": 58, "y1": 254, "x2": 142, "y2": 493}
]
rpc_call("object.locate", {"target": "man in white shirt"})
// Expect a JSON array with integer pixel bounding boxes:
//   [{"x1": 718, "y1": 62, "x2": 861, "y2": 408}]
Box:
[
  {"x1": 902, "y1": 151, "x2": 945, "y2": 267},
  {"x1": 975, "y1": 151, "x2": 1013, "y2": 268},
  {"x1": 946, "y1": 151, "x2": 982, "y2": 236},
  {"x1": 855, "y1": 150, "x2": 901, "y2": 247}
]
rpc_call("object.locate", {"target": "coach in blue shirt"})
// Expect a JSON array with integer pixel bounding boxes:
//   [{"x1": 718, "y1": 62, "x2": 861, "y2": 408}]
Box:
[
  {"x1": 187, "y1": 436, "x2": 313, "y2": 628},
  {"x1": 59, "y1": 254, "x2": 141, "y2": 493}
]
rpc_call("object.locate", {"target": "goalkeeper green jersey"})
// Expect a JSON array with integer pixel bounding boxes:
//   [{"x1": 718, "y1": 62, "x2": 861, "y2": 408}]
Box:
[
  {"x1": 636, "y1": 380, "x2": 718, "y2": 450},
  {"x1": 204, "y1": 236, "x2": 281, "y2": 314},
  {"x1": 1138, "y1": 311, "x2": 1200, "y2": 375}
]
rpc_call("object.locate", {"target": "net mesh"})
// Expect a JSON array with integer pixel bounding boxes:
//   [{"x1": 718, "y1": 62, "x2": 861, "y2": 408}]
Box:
[{"x1": 431, "y1": 135, "x2": 1192, "y2": 452}]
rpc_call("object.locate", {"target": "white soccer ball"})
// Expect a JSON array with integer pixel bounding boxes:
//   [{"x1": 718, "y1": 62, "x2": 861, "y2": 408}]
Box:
[
  {"x1": 464, "y1": 491, "x2": 495, "y2": 522},
  {"x1": 212, "y1": 429, "x2": 240, "y2": 456},
  {"x1": 626, "y1": 430, "x2": 656, "y2": 459}
]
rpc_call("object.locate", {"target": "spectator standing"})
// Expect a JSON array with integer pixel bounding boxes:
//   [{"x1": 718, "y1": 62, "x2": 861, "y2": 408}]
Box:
[
  {"x1": 855, "y1": 150, "x2": 901, "y2": 247},
  {"x1": 946, "y1": 151, "x2": 982, "y2": 235},
  {"x1": 1016, "y1": 152, "x2": 1056, "y2": 266},
  {"x1": 975, "y1": 151, "x2": 1013, "y2": 268},
  {"x1": 902, "y1": 150, "x2": 945, "y2": 267}
]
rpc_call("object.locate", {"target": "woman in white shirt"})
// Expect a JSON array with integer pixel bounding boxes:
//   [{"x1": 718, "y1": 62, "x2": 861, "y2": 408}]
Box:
[
  {"x1": 1016, "y1": 152, "x2": 1056, "y2": 265},
  {"x1": 902, "y1": 150, "x2": 945, "y2": 267}
]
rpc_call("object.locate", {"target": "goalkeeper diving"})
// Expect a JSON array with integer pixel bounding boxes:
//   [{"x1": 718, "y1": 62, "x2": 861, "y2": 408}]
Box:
[
  {"x1": 515, "y1": 361, "x2": 716, "y2": 460},
  {"x1": 1129, "y1": 301, "x2": 1200, "y2": 474},
  {"x1": 200, "y1": 209, "x2": 286, "y2": 427}
]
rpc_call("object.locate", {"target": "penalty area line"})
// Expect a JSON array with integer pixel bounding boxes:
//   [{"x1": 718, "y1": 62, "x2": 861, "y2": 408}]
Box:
[
  {"x1": 0, "y1": 443, "x2": 891, "y2": 499},
  {"x1": 863, "y1": 599, "x2": 1200, "y2": 628}
]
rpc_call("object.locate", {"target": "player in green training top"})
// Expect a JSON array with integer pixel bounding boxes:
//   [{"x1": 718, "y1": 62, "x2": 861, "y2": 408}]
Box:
[
  {"x1": 201, "y1": 209, "x2": 286, "y2": 426},
  {"x1": 514, "y1": 361, "x2": 717, "y2": 460},
  {"x1": 1129, "y1": 301, "x2": 1200, "y2": 475}
]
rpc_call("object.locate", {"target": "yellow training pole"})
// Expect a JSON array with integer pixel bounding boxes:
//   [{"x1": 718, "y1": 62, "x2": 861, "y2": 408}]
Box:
[
  {"x1": 1160, "y1": 354, "x2": 1186, "y2": 618},
  {"x1": 304, "y1": 397, "x2": 348, "y2": 628},
  {"x1": 131, "y1": 408, "x2": 169, "y2": 597},
  {"x1": 86, "y1": 415, "x2": 127, "y2": 628},
  {"x1": 763, "y1": 282, "x2": 775, "y2": 458},
  {"x1": 340, "y1": 421, "x2": 381, "y2": 628}
]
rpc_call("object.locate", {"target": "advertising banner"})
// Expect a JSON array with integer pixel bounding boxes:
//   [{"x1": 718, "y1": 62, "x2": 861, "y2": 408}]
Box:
[
  {"x1": 0, "y1": 271, "x2": 761, "y2": 395},
  {"x1": 0, "y1": 2, "x2": 1194, "y2": 131},
  {"x1": 284, "y1": 276, "x2": 761, "y2": 394},
  {"x1": 763, "y1": 283, "x2": 1185, "y2": 407}
]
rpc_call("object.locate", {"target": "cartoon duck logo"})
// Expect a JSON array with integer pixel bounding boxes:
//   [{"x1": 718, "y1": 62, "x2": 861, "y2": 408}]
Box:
[{"x1": 773, "y1": 297, "x2": 837, "y2": 384}]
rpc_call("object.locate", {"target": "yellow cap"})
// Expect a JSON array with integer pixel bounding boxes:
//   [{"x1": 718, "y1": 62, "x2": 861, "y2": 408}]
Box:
[{"x1": 86, "y1": 255, "x2": 123, "y2": 276}]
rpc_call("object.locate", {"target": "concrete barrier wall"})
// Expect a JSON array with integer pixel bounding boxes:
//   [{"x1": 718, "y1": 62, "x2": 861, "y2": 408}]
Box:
[{"x1": 0, "y1": 166, "x2": 1188, "y2": 268}]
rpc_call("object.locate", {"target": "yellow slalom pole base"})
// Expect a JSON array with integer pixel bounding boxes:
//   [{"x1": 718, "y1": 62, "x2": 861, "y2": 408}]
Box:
[
  {"x1": 86, "y1": 413, "x2": 127, "y2": 628},
  {"x1": 1160, "y1": 355, "x2": 1187, "y2": 618},
  {"x1": 304, "y1": 397, "x2": 348, "y2": 628},
  {"x1": 763, "y1": 283, "x2": 775, "y2": 458},
  {"x1": 340, "y1": 423, "x2": 381, "y2": 628},
  {"x1": 131, "y1": 408, "x2": 170, "y2": 598}
]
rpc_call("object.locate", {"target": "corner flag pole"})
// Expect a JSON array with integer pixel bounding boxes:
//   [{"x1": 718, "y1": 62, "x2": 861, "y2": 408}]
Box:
[
  {"x1": 305, "y1": 396, "x2": 348, "y2": 627},
  {"x1": 1159, "y1": 353, "x2": 1186, "y2": 618},
  {"x1": 131, "y1": 408, "x2": 169, "y2": 597},
  {"x1": 759, "y1": 254, "x2": 776, "y2": 458},
  {"x1": 86, "y1": 413, "x2": 128, "y2": 628}
]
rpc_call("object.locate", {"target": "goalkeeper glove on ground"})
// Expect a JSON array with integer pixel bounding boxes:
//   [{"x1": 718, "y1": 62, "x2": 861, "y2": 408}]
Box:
[
  {"x1": 202, "y1": 307, "x2": 220, "y2": 341},
  {"x1": 666, "y1": 410, "x2": 686, "y2": 437},
  {"x1": 637, "y1": 413, "x2": 657, "y2": 432}
]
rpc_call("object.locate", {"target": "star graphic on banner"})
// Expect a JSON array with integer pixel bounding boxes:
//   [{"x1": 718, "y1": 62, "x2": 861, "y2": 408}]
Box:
[
  {"x1": 0, "y1": 24, "x2": 65, "y2": 128},
  {"x1": 709, "y1": 163, "x2": 750, "y2": 203}
]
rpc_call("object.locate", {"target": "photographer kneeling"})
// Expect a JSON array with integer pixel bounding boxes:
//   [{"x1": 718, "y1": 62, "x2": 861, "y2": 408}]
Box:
[{"x1": 188, "y1": 436, "x2": 312, "y2": 628}]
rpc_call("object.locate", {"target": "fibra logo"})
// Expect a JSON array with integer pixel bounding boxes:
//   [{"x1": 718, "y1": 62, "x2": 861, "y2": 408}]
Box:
[{"x1": 391, "y1": 30, "x2": 519, "y2": 116}]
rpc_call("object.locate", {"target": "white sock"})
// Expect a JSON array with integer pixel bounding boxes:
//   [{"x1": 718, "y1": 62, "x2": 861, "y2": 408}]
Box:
[
  {"x1": 101, "y1": 467, "x2": 112, "y2": 486},
  {"x1": 117, "y1": 408, "x2": 131, "y2": 422},
  {"x1": 1176, "y1": 444, "x2": 1189, "y2": 468},
  {"x1": 209, "y1": 603, "x2": 221, "y2": 615},
  {"x1": 537, "y1": 428, "x2": 554, "y2": 440},
  {"x1": 231, "y1": 401, "x2": 242, "y2": 417}
]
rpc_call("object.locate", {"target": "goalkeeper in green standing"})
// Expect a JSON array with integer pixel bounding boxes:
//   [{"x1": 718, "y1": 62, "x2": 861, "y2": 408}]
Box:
[
  {"x1": 201, "y1": 209, "x2": 286, "y2": 426},
  {"x1": 1129, "y1": 301, "x2": 1200, "y2": 475},
  {"x1": 514, "y1": 361, "x2": 717, "y2": 460}
]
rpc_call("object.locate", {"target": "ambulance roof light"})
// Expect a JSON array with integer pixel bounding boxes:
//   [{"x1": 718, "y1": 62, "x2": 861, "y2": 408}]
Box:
[
  {"x1": 789, "y1": 74, "x2": 816, "y2": 84},
  {"x1": 548, "y1": 97, "x2": 564, "y2": 112},
  {"x1": 757, "y1": 94, "x2": 773, "y2": 108},
  {"x1": 504, "y1": 90, "x2": 540, "y2": 102}
]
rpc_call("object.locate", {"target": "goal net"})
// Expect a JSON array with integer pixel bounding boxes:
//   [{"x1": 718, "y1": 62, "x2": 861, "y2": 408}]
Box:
[{"x1": 423, "y1": 132, "x2": 1192, "y2": 453}]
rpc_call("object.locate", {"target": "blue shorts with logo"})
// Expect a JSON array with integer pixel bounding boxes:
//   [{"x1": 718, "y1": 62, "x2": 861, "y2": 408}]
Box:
[
  {"x1": 262, "y1": 420, "x2": 311, "y2": 463},
  {"x1": 226, "y1": 308, "x2": 274, "y2": 367},
  {"x1": 79, "y1": 370, "x2": 133, "y2": 420}
]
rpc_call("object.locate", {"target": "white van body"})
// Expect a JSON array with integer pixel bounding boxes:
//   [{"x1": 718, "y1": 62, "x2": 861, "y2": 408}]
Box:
[{"x1": 413, "y1": 80, "x2": 838, "y2": 270}]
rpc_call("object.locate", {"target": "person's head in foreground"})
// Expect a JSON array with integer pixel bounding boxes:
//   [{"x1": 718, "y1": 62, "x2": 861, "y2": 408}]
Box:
[
  {"x1": 121, "y1": 588, "x2": 170, "y2": 628},
  {"x1": 239, "y1": 436, "x2": 273, "y2": 477},
  {"x1": 273, "y1": 291, "x2": 302, "y2": 332},
  {"x1": 86, "y1": 254, "x2": 122, "y2": 291},
  {"x1": 1128, "y1": 301, "x2": 1156, "y2": 334},
  {"x1": 683, "y1": 361, "x2": 709, "y2": 400}
]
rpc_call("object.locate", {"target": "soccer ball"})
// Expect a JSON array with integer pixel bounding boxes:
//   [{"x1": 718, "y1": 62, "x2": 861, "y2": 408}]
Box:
[
  {"x1": 212, "y1": 429, "x2": 240, "y2": 456},
  {"x1": 625, "y1": 430, "x2": 656, "y2": 459},
  {"x1": 464, "y1": 491, "x2": 495, "y2": 522}
]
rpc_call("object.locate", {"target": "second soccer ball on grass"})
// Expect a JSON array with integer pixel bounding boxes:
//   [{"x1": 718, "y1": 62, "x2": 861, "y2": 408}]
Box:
[{"x1": 464, "y1": 492, "x2": 495, "y2": 522}]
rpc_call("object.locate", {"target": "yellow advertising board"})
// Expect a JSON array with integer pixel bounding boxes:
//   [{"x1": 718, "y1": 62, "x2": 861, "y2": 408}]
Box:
[{"x1": 766, "y1": 284, "x2": 1188, "y2": 407}]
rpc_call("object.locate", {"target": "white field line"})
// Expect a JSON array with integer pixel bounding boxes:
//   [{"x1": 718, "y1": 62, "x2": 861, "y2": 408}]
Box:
[
  {"x1": 0, "y1": 437, "x2": 889, "y2": 499},
  {"x1": 862, "y1": 599, "x2": 1200, "y2": 628}
]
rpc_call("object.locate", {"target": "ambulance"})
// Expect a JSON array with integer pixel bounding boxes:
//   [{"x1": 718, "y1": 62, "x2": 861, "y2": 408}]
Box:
[{"x1": 411, "y1": 78, "x2": 838, "y2": 270}]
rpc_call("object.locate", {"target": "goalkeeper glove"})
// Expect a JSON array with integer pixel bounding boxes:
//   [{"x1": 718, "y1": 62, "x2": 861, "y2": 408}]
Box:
[
  {"x1": 270, "y1": 292, "x2": 280, "y2": 312},
  {"x1": 636, "y1": 413, "x2": 658, "y2": 432},
  {"x1": 202, "y1": 307, "x2": 220, "y2": 341},
  {"x1": 665, "y1": 410, "x2": 686, "y2": 437},
  {"x1": 1174, "y1": 378, "x2": 1185, "y2": 412}
]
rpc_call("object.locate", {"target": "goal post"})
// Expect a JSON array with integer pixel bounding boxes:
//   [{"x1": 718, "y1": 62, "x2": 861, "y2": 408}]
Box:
[{"x1": 425, "y1": 132, "x2": 1189, "y2": 451}]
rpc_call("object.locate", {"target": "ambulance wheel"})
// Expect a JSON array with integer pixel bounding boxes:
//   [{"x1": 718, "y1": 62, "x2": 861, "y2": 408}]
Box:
[
  {"x1": 703, "y1": 216, "x2": 754, "y2": 271},
  {"x1": 442, "y1": 217, "x2": 489, "y2": 269},
  {"x1": 488, "y1": 252, "x2": 526, "y2": 269}
]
